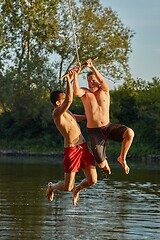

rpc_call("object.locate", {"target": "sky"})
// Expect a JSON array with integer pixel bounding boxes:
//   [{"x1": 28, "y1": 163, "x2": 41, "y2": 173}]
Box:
[{"x1": 101, "y1": 0, "x2": 160, "y2": 87}]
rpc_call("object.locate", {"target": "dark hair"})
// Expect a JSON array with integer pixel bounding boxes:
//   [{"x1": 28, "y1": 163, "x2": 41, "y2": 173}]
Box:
[
  {"x1": 50, "y1": 89, "x2": 64, "y2": 106},
  {"x1": 87, "y1": 71, "x2": 94, "y2": 78}
]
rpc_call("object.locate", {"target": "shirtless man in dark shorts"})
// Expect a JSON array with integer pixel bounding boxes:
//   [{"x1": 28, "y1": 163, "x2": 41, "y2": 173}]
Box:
[
  {"x1": 73, "y1": 59, "x2": 134, "y2": 175},
  {"x1": 46, "y1": 70, "x2": 97, "y2": 206}
]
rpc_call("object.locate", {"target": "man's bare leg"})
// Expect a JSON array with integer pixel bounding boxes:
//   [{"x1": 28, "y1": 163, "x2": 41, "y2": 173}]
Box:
[
  {"x1": 72, "y1": 179, "x2": 90, "y2": 206},
  {"x1": 72, "y1": 188, "x2": 80, "y2": 206},
  {"x1": 117, "y1": 157, "x2": 130, "y2": 174},
  {"x1": 46, "y1": 173, "x2": 76, "y2": 203},
  {"x1": 47, "y1": 182, "x2": 54, "y2": 202},
  {"x1": 46, "y1": 181, "x2": 67, "y2": 202},
  {"x1": 72, "y1": 165, "x2": 97, "y2": 206},
  {"x1": 103, "y1": 158, "x2": 111, "y2": 175},
  {"x1": 98, "y1": 158, "x2": 111, "y2": 175},
  {"x1": 117, "y1": 128, "x2": 134, "y2": 174}
]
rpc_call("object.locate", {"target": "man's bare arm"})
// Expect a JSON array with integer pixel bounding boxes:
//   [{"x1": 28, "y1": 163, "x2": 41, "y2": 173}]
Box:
[
  {"x1": 73, "y1": 66, "x2": 86, "y2": 97},
  {"x1": 86, "y1": 59, "x2": 109, "y2": 92},
  {"x1": 73, "y1": 114, "x2": 86, "y2": 122},
  {"x1": 54, "y1": 74, "x2": 73, "y2": 118}
]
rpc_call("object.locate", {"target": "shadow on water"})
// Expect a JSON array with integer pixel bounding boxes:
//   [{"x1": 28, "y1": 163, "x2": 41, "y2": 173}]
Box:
[{"x1": 0, "y1": 156, "x2": 159, "y2": 240}]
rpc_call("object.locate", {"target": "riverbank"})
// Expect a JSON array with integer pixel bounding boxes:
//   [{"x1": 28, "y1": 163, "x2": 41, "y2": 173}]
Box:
[
  {"x1": 0, "y1": 149, "x2": 160, "y2": 162},
  {"x1": 0, "y1": 150, "x2": 63, "y2": 158}
]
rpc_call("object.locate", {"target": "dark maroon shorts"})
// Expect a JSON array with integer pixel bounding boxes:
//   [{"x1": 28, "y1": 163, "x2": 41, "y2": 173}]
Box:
[{"x1": 87, "y1": 123, "x2": 128, "y2": 164}]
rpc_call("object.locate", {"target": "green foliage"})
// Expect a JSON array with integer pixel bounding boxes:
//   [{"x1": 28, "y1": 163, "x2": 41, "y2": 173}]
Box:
[
  {"x1": 110, "y1": 88, "x2": 138, "y2": 126},
  {"x1": 111, "y1": 77, "x2": 160, "y2": 153},
  {"x1": 1, "y1": 77, "x2": 159, "y2": 156},
  {"x1": 0, "y1": 1, "x2": 159, "y2": 156},
  {"x1": 77, "y1": 1, "x2": 134, "y2": 81},
  {"x1": 0, "y1": 0, "x2": 134, "y2": 80},
  {"x1": 134, "y1": 78, "x2": 160, "y2": 150}
]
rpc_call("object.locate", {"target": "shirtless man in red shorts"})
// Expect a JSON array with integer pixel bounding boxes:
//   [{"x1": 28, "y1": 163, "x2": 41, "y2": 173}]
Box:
[
  {"x1": 73, "y1": 59, "x2": 134, "y2": 175},
  {"x1": 46, "y1": 70, "x2": 97, "y2": 206}
]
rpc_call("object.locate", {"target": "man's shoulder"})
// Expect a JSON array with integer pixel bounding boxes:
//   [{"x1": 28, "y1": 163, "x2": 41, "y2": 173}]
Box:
[
  {"x1": 81, "y1": 87, "x2": 89, "y2": 91},
  {"x1": 52, "y1": 107, "x2": 62, "y2": 119},
  {"x1": 81, "y1": 87, "x2": 91, "y2": 94},
  {"x1": 99, "y1": 88, "x2": 110, "y2": 95}
]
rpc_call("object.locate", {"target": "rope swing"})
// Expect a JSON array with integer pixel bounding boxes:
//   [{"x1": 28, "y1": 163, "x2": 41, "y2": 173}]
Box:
[
  {"x1": 68, "y1": 0, "x2": 81, "y2": 67},
  {"x1": 59, "y1": 1, "x2": 98, "y2": 80}
]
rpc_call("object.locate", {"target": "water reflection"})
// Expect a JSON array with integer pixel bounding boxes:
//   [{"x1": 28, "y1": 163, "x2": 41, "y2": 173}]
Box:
[{"x1": 0, "y1": 156, "x2": 159, "y2": 240}]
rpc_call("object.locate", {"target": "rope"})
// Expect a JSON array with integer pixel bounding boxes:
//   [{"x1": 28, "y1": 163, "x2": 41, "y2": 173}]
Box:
[{"x1": 68, "y1": 0, "x2": 81, "y2": 66}]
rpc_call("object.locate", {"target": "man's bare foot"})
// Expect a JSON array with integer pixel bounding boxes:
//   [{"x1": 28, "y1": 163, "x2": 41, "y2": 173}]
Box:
[
  {"x1": 72, "y1": 188, "x2": 80, "y2": 206},
  {"x1": 103, "y1": 158, "x2": 111, "y2": 175},
  {"x1": 117, "y1": 157, "x2": 130, "y2": 174},
  {"x1": 46, "y1": 182, "x2": 54, "y2": 202}
]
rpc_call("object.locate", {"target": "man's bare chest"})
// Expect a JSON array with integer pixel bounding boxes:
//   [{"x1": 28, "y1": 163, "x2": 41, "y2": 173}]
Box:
[{"x1": 85, "y1": 93, "x2": 107, "y2": 107}]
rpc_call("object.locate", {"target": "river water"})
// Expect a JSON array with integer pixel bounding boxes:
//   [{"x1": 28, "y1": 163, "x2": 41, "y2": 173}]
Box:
[{"x1": 0, "y1": 156, "x2": 159, "y2": 240}]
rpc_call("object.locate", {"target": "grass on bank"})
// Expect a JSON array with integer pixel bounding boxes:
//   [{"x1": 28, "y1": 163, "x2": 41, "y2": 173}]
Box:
[
  {"x1": 0, "y1": 138, "x2": 63, "y2": 153},
  {"x1": 0, "y1": 138, "x2": 159, "y2": 158}
]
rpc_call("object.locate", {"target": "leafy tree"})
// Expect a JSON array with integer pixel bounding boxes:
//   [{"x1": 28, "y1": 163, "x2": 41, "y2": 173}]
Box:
[
  {"x1": 75, "y1": 0, "x2": 134, "y2": 82},
  {"x1": 0, "y1": 0, "x2": 135, "y2": 147},
  {"x1": 111, "y1": 77, "x2": 160, "y2": 153},
  {"x1": 0, "y1": 0, "x2": 134, "y2": 81},
  {"x1": 110, "y1": 89, "x2": 138, "y2": 126},
  {"x1": 110, "y1": 76, "x2": 138, "y2": 125},
  {"x1": 0, "y1": 0, "x2": 60, "y2": 126},
  {"x1": 135, "y1": 77, "x2": 160, "y2": 150},
  {"x1": 0, "y1": 0, "x2": 59, "y2": 66}
]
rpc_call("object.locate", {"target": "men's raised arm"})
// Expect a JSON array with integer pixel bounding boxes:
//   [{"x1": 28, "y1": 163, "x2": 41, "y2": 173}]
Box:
[
  {"x1": 73, "y1": 66, "x2": 86, "y2": 97},
  {"x1": 86, "y1": 58, "x2": 109, "y2": 92},
  {"x1": 54, "y1": 74, "x2": 73, "y2": 117}
]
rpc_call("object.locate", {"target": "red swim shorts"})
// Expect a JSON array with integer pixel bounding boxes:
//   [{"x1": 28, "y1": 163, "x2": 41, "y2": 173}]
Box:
[{"x1": 64, "y1": 143, "x2": 95, "y2": 173}]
